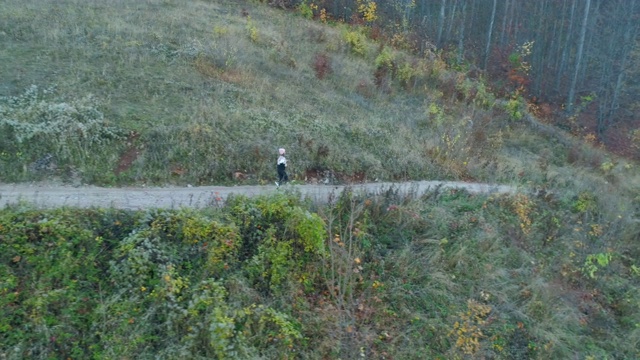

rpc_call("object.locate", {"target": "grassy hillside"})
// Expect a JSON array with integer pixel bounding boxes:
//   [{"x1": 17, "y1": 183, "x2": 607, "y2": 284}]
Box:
[
  {"x1": 0, "y1": 0, "x2": 576, "y2": 186},
  {"x1": 2, "y1": 0, "x2": 437, "y2": 185},
  {"x1": 2, "y1": 0, "x2": 638, "y2": 190},
  {"x1": 1, "y1": 0, "x2": 640, "y2": 359}
]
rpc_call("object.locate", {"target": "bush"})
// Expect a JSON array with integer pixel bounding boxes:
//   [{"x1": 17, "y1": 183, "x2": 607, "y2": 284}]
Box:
[
  {"x1": 0, "y1": 85, "x2": 124, "y2": 181},
  {"x1": 0, "y1": 85, "x2": 123, "y2": 157},
  {"x1": 227, "y1": 193, "x2": 326, "y2": 294},
  {"x1": 343, "y1": 29, "x2": 368, "y2": 56},
  {"x1": 505, "y1": 95, "x2": 526, "y2": 120},
  {"x1": 313, "y1": 52, "x2": 332, "y2": 79}
]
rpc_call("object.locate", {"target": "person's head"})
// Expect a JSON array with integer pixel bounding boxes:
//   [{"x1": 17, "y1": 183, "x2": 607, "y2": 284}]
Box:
[{"x1": 279, "y1": 148, "x2": 285, "y2": 155}]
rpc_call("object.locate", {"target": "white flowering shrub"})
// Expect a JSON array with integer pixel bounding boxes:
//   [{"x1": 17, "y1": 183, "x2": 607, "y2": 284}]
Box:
[{"x1": 0, "y1": 85, "x2": 124, "y2": 175}]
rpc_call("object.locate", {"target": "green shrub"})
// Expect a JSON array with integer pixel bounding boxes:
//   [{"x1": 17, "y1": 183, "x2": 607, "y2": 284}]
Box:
[
  {"x1": 343, "y1": 29, "x2": 367, "y2": 56},
  {"x1": 573, "y1": 191, "x2": 597, "y2": 213},
  {"x1": 505, "y1": 95, "x2": 525, "y2": 120},
  {"x1": 0, "y1": 208, "x2": 122, "y2": 358},
  {"x1": 374, "y1": 46, "x2": 395, "y2": 70},
  {"x1": 298, "y1": 1, "x2": 315, "y2": 19},
  {"x1": 228, "y1": 193, "x2": 326, "y2": 293},
  {"x1": 246, "y1": 16, "x2": 259, "y2": 43}
]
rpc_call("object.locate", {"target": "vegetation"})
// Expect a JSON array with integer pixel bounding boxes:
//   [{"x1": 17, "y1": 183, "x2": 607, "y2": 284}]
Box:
[
  {"x1": 297, "y1": 0, "x2": 640, "y2": 149},
  {"x1": 2, "y1": 187, "x2": 639, "y2": 359},
  {"x1": 0, "y1": 0, "x2": 560, "y2": 186},
  {"x1": 1, "y1": 0, "x2": 640, "y2": 358}
]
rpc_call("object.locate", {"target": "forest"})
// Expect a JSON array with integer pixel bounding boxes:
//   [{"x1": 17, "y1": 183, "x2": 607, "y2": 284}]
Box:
[{"x1": 281, "y1": 0, "x2": 640, "y2": 150}]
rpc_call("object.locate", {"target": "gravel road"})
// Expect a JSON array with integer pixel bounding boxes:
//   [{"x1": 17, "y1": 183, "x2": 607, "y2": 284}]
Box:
[{"x1": 0, "y1": 181, "x2": 517, "y2": 210}]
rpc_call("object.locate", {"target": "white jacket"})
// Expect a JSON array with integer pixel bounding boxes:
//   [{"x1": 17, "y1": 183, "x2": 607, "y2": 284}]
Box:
[{"x1": 277, "y1": 155, "x2": 287, "y2": 166}]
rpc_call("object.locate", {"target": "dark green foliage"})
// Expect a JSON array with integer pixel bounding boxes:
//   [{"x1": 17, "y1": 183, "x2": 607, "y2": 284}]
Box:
[
  {"x1": 0, "y1": 193, "x2": 327, "y2": 359},
  {"x1": 0, "y1": 207, "x2": 130, "y2": 358},
  {"x1": 1, "y1": 187, "x2": 640, "y2": 358}
]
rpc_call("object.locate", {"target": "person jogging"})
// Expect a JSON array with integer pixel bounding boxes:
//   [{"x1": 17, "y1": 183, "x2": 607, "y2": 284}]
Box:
[{"x1": 275, "y1": 148, "x2": 288, "y2": 187}]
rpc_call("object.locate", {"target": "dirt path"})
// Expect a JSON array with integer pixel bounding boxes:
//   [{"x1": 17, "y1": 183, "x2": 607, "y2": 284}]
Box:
[{"x1": 0, "y1": 181, "x2": 517, "y2": 210}]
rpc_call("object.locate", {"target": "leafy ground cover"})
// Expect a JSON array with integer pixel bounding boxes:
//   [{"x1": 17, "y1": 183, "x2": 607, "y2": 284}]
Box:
[{"x1": 1, "y1": 189, "x2": 639, "y2": 359}]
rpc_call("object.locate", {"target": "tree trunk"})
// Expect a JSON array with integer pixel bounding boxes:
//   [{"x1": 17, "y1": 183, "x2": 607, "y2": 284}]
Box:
[
  {"x1": 437, "y1": 0, "x2": 446, "y2": 47},
  {"x1": 457, "y1": 0, "x2": 467, "y2": 64},
  {"x1": 483, "y1": 0, "x2": 497, "y2": 69},
  {"x1": 596, "y1": 0, "x2": 640, "y2": 138},
  {"x1": 445, "y1": 0, "x2": 458, "y2": 44},
  {"x1": 499, "y1": 0, "x2": 510, "y2": 46},
  {"x1": 532, "y1": 0, "x2": 548, "y2": 96},
  {"x1": 567, "y1": 0, "x2": 590, "y2": 113},
  {"x1": 556, "y1": 0, "x2": 576, "y2": 95}
]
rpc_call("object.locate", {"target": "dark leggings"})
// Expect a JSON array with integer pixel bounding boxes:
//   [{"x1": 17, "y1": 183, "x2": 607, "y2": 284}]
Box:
[{"x1": 277, "y1": 164, "x2": 288, "y2": 183}]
